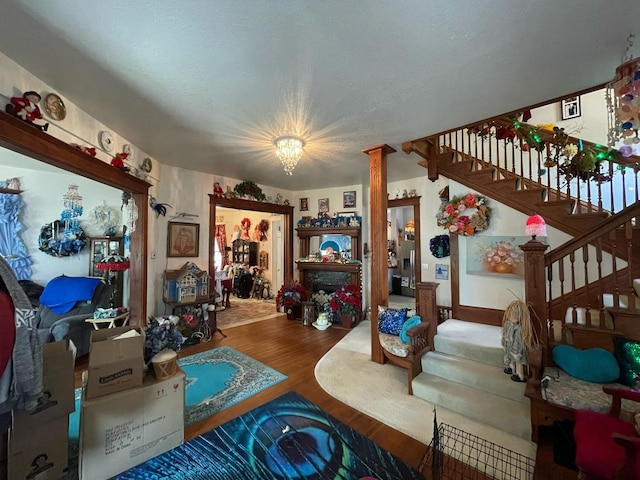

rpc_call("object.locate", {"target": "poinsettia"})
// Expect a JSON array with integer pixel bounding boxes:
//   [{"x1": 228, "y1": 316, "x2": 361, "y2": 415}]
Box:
[
  {"x1": 276, "y1": 281, "x2": 307, "y2": 309},
  {"x1": 328, "y1": 285, "x2": 362, "y2": 316}
]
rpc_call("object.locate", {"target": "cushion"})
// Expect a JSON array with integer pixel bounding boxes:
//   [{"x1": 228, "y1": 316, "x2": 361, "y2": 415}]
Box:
[
  {"x1": 400, "y1": 315, "x2": 422, "y2": 344},
  {"x1": 377, "y1": 306, "x2": 408, "y2": 335},
  {"x1": 379, "y1": 332, "x2": 409, "y2": 358},
  {"x1": 553, "y1": 345, "x2": 620, "y2": 383},
  {"x1": 614, "y1": 337, "x2": 640, "y2": 388},
  {"x1": 0, "y1": 291, "x2": 16, "y2": 376}
]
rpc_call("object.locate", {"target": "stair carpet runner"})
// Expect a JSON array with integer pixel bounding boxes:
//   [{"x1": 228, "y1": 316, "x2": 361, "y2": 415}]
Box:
[{"x1": 412, "y1": 319, "x2": 531, "y2": 440}]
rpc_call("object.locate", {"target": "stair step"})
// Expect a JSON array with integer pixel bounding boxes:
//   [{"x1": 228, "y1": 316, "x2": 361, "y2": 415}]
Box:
[
  {"x1": 466, "y1": 168, "x2": 496, "y2": 184},
  {"x1": 434, "y1": 319, "x2": 503, "y2": 367},
  {"x1": 535, "y1": 199, "x2": 576, "y2": 216},
  {"x1": 512, "y1": 188, "x2": 546, "y2": 204},
  {"x1": 563, "y1": 212, "x2": 611, "y2": 231},
  {"x1": 412, "y1": 372, "x2": 531, "y2": 440},
  {"x1": 421, "y1": 351, "x2": 527, "y2": 404}
]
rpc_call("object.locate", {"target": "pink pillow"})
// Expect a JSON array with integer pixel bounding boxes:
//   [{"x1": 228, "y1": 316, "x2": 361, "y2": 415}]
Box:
[{"x1": 0, "y1": 291, "x2": 16, "y2": 375}]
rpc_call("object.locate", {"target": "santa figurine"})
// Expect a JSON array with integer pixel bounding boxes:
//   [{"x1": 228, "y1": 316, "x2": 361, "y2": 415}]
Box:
[
  {"x1": 111, "y1": 152, "x2": 130, "y2": 172},
  {"x1": 5, "y1": 91, "x2": 49, "y2": 131},
  {"x1": 213, "y1": 182, "x2": 225, "y2": 197}
]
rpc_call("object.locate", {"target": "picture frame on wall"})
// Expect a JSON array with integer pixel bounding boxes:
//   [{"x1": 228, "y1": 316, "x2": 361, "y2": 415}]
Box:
[
  {"x1": 435, "y1": 264, "x2": 449, "y2": 280},
  {"x1": 299, "y1": 197, "x2": 309, "y2": 211},
  {"x1": 167, "y1": 222, "x2": 199, "y2": 257},
  {"x1": 343, "y1": 190, "x2": 356, "y2": 208},
  {"x1": 561, "y1": 96, "x2": 581, "y2": 120},
  {"x1": 318, "y1": 198, "x2": 329, "y2": 213}
]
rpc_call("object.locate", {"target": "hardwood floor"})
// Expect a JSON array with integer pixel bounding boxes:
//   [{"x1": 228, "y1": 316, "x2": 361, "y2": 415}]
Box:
[{"x1": 74, "y1": 316, "x2": 430, "y2": 476}]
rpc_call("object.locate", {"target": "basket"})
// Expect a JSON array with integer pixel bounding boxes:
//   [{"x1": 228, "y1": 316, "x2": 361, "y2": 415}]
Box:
[{"x1": 151, "y1": 349, "x2": 178, "y2": 380}]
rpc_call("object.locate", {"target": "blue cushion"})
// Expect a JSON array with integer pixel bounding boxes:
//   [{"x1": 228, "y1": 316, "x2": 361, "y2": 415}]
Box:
[
  {"x1": 400, "y1": 315, "x2": 422, "y2": 344},
  {"x1": 553, "y1": 345, "x2": 620, "y2": 383},
  {"x1": 377, "y1": 307, "x2": 408, "y2": 335}
]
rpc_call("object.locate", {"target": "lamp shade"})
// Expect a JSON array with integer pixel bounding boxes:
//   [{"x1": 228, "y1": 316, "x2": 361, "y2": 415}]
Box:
[
  {"x1": 525, "y1": 214, "x2": 547, "y2": 238},
  {"x1": 96, "y1": 254, "x2": 130, "y2": 271}
]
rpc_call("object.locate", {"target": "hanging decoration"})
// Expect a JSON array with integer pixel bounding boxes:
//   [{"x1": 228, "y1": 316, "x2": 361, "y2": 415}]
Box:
[
  {"x1": 149, "y1": 196, "x2": 172, "y2": 218},
  {"x1": 90, "y1": 202, "x2": 120, "y2": 236},
  {"x1": 38, "y1": 220, "x2": 86, "y2": 257},
  {"x1": 429, "y1": 235, "x2": 451, "y2": 258},
  {"x1": 258, "y1": 219, "x2": 269, "y2": 242},
  {"x1": 61, "y1": 184, "x2": 84, "y2": 240},
  {"x1": 436, "y1": 193, "x2": 490, "y2": 236}
]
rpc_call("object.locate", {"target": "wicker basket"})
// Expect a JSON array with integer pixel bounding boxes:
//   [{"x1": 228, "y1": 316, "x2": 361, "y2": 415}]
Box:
[{"x1": 151, "y1": 349, "x2": 178, "y2": 380}]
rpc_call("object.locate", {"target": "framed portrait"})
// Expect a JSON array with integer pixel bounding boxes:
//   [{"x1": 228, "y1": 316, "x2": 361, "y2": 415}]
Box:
[
  {"x1": 561, "y1": 96, "x2": 581, "y2": 120},
  {"x1": 435, "y1": 264, "x2": 449, "y2": 280},
  {"x1": 318, "y1": 198, "x2": 329, "y2": 213},
  {"x1": 343, "y1": 190, "x2": 356, "y2": 208},
  {"x1": 167, "y1": 222, "x2": 199, "y2": 257},
  {"x1": 300, "y1": 197, "x2": 309, "y2": 211}
]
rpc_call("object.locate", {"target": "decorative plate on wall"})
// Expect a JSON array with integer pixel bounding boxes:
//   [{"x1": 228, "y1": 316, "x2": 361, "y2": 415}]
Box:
[
  {"x1": 44, "y1": 93, "x2": 67, "y2": 121},
  {"x1": 99, "y1": 130, "x2": 114, "y2": 152},
  {"x1": 123, "y1": 144, "x2": 136, "y2": 161}
]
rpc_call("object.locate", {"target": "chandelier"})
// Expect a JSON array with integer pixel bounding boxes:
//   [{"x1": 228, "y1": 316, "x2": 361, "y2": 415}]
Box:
[{"x1": 274, "y1": 136, "x2": 305, "y2": 175}]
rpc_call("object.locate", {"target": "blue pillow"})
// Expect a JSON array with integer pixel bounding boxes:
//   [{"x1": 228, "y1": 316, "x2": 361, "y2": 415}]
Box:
[
  {"x1": 400, "y1": 315, "x2": 422, "y2": 343},
  {"x1": 552, "y1": 345, "x2": 620, "y2": 383},
  {"x1": 377, "y1": 307, "x2": 408, "y2": 335}
]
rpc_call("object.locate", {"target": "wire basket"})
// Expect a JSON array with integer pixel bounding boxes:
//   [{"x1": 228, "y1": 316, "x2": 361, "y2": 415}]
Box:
[{"x1": 419, "y1": 423, "x2": 535, "y2": 480}]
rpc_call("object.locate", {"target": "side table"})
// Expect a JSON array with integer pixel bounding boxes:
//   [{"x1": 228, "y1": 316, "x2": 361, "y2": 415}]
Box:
[{"x1": 85, "y1": 311, "x2": 130, "y2": 330}]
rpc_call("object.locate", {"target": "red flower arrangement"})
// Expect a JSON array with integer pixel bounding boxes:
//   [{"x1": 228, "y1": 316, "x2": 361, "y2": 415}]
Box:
[
  {"x1": 276, "y1": 281, "x2": 307, "y2": 310},
  {"x1": 328, "y1": 285, "x2": 362, "y2": 316}
]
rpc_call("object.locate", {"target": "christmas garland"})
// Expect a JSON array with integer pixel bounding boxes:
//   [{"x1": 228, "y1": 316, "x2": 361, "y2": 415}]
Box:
[
  {"x1": 38, "y1": 219, "x2": 87, "y2": 257},
  {"x1": 436, "y1": 193, "x2": 490, "y2": 236}
]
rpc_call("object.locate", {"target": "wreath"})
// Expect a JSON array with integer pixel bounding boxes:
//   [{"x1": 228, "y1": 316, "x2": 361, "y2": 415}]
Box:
[
  {"x1": 436, "y1": 193, "x2": 490, "y2": 236},
  {"x1": 38, "y1": 220, "x2": 87, "y2": 257}
]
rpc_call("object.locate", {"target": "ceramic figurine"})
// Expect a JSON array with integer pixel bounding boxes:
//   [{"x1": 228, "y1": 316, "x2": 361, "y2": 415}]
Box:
[{"x1": 5, "y1": 91, "x2": 49, "y2": 131}]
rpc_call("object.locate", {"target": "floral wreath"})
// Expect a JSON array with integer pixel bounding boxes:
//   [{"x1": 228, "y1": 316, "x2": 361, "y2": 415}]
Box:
[
  {"x1": 436, "y1": 193, "x2": 491, "y2": 236},
  {"x1": 38, "y1": 219, "x2": 87, "y2": 257}
]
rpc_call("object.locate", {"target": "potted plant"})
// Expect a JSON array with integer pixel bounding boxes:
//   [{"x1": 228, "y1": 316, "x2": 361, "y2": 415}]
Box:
[
  {"x1": 328, "y1": 285, "x2": 362, "y2": 328},
  {"x1": 275, "y1": 280, "x2": 307, "y2": 320}
]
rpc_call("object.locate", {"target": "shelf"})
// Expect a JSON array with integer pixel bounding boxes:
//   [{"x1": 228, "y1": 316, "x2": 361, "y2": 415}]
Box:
[
  {"x1": 296, "y1": 262, "x2": 361, "y2": 272},
  {"x1": 296, "y1": 226, "x2": 360, "y2": 238}
]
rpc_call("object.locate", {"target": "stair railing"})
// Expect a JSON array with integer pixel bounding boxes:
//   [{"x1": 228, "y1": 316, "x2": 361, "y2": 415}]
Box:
[{"x1": 436, "y1": 120, "x2": 640, "y2": 216}]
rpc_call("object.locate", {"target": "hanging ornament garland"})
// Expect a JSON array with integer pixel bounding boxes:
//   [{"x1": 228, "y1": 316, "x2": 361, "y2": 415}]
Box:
[
  {"x1": 436, "y1": 193, "x2": 491, "y2": 236},
  {"x1": 39, "y1": 184, "x2": 87, "y2": 257},
  {"x1": 429, "y1": 235, "x2": 450, "y2": 258}
]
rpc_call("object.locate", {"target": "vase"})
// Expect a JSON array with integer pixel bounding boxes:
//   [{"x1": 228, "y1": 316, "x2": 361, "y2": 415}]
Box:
[
  {"x1": 494, "y1": 263, "x2": 513, "y2": 274},
  {"x1": 340, "y1": 312, "x2": 359, "y2": 329}
]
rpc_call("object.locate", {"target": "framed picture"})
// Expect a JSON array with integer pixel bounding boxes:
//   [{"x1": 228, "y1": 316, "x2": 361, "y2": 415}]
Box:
[
  {"x1": 299, "y1": 197, "x2": 309, "y2": 211},
  {"x1": 435, "y1": 264, "x2": 449, "y2": 280},
  {"x1": 561, "y1": 96, "x2": 581, "y2": 120},
  {"x1": 318, "y1": 198, "x2": 329, "y2": 213},
  {"x1": 167, "y1": 222, "x2": 199, "y2": 257},
  {"x1": 337, "y1": 211, "x2": 356, "y2": 217},
  {"x1": 343, "y1": 190, "x2": 356, "y2": 208}
]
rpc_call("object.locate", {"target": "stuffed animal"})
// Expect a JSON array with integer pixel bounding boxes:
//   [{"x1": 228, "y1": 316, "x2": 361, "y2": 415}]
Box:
[{"x1": 501, "y1": 299, "x2": 535, "y2": 382}]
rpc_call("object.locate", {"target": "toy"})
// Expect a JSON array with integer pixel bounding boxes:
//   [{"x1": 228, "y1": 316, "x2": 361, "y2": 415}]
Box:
[
  {"x1": 5, "y1": 90, "x2": 49, "y2": 131},
  {"x1": 213, "y1": 182, "x2": 224, "y2": 197},
  {"x1": 501, "y1": 299, "x2": 534, "y2": 382},
  {"x1": 111, "y1": 152, "x2": 130, "y2": 172},
  {"x1": 70, "y1": 143, "x2": 97, "y2": 157}
]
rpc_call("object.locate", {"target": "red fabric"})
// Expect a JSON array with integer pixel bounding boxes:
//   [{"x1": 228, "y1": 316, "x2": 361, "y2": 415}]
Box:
[
  {"x1": 0, "y1": 291, "x2": 16, "y2": 375},
  {"x1": 574, "y1": 409, "x2": 640, "y2": 479}
]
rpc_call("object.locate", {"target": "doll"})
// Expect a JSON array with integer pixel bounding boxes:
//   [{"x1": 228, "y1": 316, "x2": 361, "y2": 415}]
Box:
[
  {"x1": 213, "y1": 182, "x2": 224, "y2": 197},
  {"x1": 501, "y1": 299, "x2": 534, "y2": 382},
  {"x1": 6, "y1": 91, "x2": 49, "y2": 131},
  {"x1": 240, "y1": 218, "x2": 251, "y2": 240}
]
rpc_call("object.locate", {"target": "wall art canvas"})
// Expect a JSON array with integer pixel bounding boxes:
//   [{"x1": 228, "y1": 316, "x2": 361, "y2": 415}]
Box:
[{"x1": 466, "y1": 236, "x2": 530, "y2": 277}]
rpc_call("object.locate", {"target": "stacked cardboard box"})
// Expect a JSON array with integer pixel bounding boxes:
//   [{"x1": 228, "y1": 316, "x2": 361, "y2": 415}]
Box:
[{"x1": 7, "y1": 340, "x2": 75, "y2": 480}]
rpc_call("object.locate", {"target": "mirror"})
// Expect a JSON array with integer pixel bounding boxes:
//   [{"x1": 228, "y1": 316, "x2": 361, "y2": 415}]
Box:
[
  {"x1": 0, "y1": 111, "x2": 149, "y2": 323},
  {"x1": 387, "y1": 197, "x2": 421, "y2": 304}
]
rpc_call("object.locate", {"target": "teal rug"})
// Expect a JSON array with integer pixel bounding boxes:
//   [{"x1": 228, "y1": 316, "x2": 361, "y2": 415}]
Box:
[{"x1": 65, "y1": 346, "x2": 286, "y2": 478}]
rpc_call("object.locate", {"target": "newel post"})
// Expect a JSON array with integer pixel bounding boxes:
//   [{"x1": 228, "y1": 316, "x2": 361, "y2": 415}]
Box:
[
  {"x1": 416, "y1": 282, "x2": 439, "y2": 350},
  {"x1": 520, "y1": 239, "x2": 549, "y2": 366},
  {"x1": 363, "y1": 143, "x2": 395, "y2": 364}
]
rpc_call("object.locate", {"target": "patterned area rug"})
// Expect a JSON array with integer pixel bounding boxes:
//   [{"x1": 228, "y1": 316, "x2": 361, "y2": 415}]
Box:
[
  {"x1": 216, "y1": 297, "x2": 282, "y2": 330},
  {"x1": 179, "y1": 346, "x2": 287, "y2": 426},
  {"x1": 115, "y1": 391, "x2": 424, "y2": 479}
]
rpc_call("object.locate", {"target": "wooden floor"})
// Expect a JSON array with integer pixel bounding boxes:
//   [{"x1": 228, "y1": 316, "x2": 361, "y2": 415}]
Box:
[{"x1": 74, "y1": 314, "x2": 577, "y2": 479}]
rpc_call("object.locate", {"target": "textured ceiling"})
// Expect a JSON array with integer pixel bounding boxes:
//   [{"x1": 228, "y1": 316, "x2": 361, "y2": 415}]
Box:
[{"x1": 0, "y1": 1, "x2": 638, "y2": 190}]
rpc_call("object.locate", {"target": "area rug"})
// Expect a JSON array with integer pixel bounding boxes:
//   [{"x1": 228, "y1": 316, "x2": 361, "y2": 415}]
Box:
[
  {"x1": 216, "y1": 297, "x2": 282, "y2": 330},
  {"x1": 115, "y1": 391, "x2": 424, "y2": 479},
  {"x1": 314, "y1": 321, "x2": 537, "y2": 461},
  {"x1": 179, "y1": 345, "x2": 287, "y2": 425}
]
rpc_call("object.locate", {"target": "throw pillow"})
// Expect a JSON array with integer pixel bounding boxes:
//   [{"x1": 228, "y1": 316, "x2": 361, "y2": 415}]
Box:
[
  {"x1": 400, "y1": 315, "x2": 422, "y2": 344},
  {"x1": 552, "y1": 345, "x2": 620, "y2": 383},
  {"x1": 377, "y1": 306, "x2": 408, "y2": 335},
  {"x1": 613, "y1": 337, "x2": 640, "y2": 388}
]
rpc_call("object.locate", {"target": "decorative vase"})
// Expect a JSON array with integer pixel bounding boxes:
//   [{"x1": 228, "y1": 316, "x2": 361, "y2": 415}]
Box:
[{"x1": 494, "y1": 263, "x2": 513, "y2": 274}]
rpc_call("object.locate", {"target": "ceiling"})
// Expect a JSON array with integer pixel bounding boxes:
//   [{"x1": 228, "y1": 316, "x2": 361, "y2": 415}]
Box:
[{"x1": 0, "y1": 1, "x2": 638, "y2": 190}]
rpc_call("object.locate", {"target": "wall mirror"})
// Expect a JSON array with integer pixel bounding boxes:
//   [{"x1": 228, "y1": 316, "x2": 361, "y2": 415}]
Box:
[{"x1": 0, "y1": 111, "x2": 149, "y2": 323}]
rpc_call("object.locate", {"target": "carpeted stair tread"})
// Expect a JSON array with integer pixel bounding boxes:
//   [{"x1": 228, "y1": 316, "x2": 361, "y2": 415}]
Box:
[
  {"x1": 412, "y1": 372, "x2": 531, "y2": 440},
  {"x1": 421, "y1": 351, "x2": 527, "y2": 404},
  {"x1": 434, "y1": 320, "x2": 503, "y2": 367}
]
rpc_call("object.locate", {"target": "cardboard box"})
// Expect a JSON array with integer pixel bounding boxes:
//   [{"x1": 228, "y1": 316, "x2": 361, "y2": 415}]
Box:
[
  {"x1": 8, "y1": 416, "x2": 68, "y2": 480},
  {"x1": 80, "y1": 370, "x2": 184, "y2": 480},
  {"x1": 12, "y1": 340, "x2": 75, "y2": 430},
  {"x1": 86, "y1": 326, "x2": 145, "y2": 399}
]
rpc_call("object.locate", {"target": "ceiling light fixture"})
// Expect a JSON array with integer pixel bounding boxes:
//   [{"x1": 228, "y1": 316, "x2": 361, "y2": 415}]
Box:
[{"x1": 274, "y1": 136, "x2": 305, "y2": 175}]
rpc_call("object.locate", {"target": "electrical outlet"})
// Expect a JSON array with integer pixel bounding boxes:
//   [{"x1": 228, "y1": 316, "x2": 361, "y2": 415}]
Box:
[
  {"x1": 150, "y1": 251, "x2": 156, "y2": 259},
  {"x1": 422, "y1": 263, "x2": 429, "y2": 269}
]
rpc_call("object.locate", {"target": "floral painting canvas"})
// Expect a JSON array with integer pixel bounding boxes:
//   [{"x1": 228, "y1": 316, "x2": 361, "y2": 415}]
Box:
[{"x1": 466, "y1": 236, "x2": 529, "y2": 277}]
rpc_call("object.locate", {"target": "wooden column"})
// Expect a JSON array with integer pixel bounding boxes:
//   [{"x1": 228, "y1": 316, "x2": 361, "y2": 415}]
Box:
[
  {"x1": 416, "y1": 282, "x2": 439, "y2": 349},
  {"x1": 363, "y1": 144, "x2": 395, "y2": 363},
  {"x1": 521, "y1": 239, "x2": 550, "y2": 365}
]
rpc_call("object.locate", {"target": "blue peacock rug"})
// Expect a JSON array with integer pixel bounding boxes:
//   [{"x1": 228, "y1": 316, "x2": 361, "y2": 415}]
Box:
[{"x1": 115, "y1": 391, "x2": 424, "y2": 479}]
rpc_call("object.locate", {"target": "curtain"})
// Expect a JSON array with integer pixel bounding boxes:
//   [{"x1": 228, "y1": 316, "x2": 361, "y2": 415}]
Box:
[
  {"x1": 215, "y1": 224, "x2": 227, "y2": 267},
  {"x1": 0, "y1": 193, "x2": 32, "y2": 280}
]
